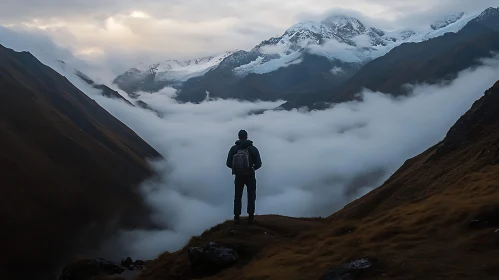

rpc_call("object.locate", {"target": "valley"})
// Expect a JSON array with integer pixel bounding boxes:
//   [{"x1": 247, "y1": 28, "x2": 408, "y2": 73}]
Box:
[{"x1": 0, "y1": 3, "x2": 499, "y2": 280}]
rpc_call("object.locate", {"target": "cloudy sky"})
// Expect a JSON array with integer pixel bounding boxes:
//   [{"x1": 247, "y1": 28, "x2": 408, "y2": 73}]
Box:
[{"x1": 1, "y1": 0, "x2": 497, "y2": 72}]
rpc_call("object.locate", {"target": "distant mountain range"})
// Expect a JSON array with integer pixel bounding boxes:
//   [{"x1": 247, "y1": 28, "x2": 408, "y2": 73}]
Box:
[{"x1": 111, "y1": 8, "x2": 498, "y2": 108}]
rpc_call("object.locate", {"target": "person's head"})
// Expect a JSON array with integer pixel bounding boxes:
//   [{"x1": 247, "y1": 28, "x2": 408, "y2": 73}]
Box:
[{"x1": 238, "y1": 130, "x2": 248, "y2": 140}]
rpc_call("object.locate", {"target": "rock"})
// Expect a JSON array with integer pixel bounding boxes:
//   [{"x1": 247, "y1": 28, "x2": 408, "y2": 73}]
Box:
[
  {"x1": 121, "y1": 257, "x2": 133, "y2": 268},
  {"x1": 473, "y1": 205, "x2": 499, "y2": 227},
  {"x1": 60, "y1": 257, "x2": 149, "y2": 280},
  {"x1": 188, "y1": 242, "x2": 239, "y2": 271},
  {"x1": 59, "y1": 258, "x2": 125, "y2": 280},
  {"x1": 188, "y1": 247, "x2": 205, "y2": 265},
  {"x1": 320, "y1": 258, "x2": 372, "y2": 280},
  {"x1": 469, "y1": 219, "x2": 491, "y2": 229},
  {"x1": 120, "y1": 257, "x2": 147, "y2": 271},
  {"x1": 134, "y1": 260, "x2": 146, "y2": 266}
]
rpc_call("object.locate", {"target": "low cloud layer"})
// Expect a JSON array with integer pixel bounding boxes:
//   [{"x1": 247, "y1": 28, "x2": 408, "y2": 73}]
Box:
[{"x1": 73, "y1": 56, "x2": 499, "y2": 260}]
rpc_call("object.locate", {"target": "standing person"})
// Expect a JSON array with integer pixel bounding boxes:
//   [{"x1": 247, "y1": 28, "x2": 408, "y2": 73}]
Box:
[{"x1": 226, "y1": 130, "x2": 262, "y2": 224}]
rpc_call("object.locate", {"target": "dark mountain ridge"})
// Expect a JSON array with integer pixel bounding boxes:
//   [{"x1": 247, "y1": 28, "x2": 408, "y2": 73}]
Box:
[
  {"x1": 0, "y1": 44, "x2": 162, "y2": 280},
  {"x1": 75, "y1": 69, "x2": 133, "y2": 105}
]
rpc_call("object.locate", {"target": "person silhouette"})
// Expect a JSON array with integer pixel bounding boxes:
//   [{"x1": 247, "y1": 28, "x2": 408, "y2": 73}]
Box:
[{"x1": 226, "y1": 130, "x2": 262, "y2": 224}]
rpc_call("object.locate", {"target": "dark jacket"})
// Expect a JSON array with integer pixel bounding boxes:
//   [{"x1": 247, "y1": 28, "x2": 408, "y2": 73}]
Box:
[{"x1": 226, "y1": 139, "x2": 262, "y2": 173}]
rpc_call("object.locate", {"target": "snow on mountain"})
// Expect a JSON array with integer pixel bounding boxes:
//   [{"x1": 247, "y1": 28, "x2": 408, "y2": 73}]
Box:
[
  {"x1": 406, "y1": 12, "x2": 478, "y2": 43},
  {"x1": 472, "y1": 7, "x2": 499, "y2": 30},
  {"x1": 233, "y1": 51, "x2": 303, "y2": 75},
  {"x1": 237, "y1": 15, "x2": 419, "y2": 68},
  {"x1": 125, "y1": 51, "x2": 234, "y2": 83},
  {"x1": 247, "y1": 12, "x2": 480, "y2": 68},
  {"x1": 256, "y1": 15, "x2": 406, "y2": 56},
  {"x1": 431, "y1": 12, "x2": 465, "y2": 30},
  {"x1": 476, "y1": 7, "x2": 499, "y2": 22}
]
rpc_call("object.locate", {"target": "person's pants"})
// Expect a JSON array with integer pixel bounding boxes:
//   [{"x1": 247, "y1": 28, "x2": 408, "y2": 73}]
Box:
[{"x1": 234, "y1": 173, "x2": 256, "y2": 216}]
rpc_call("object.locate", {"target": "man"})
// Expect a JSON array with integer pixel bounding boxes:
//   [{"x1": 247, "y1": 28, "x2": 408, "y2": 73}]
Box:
[{"x1": 226, "y1": 130, "x2": 262, "y2": 224}]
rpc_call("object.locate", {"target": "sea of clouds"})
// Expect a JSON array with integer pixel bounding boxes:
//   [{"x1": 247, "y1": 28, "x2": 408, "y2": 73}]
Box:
[
  {"x1": 2, "y1": 25, "x2": 498, "y2": 261},
  {"x1": 89, "y1": 56, "x2": 499, "y2": 260}
]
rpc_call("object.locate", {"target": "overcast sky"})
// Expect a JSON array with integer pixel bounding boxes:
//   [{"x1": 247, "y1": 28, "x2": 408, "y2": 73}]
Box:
[{"x1": 0, "y1": 0, "x2": 497, "y2": 72}]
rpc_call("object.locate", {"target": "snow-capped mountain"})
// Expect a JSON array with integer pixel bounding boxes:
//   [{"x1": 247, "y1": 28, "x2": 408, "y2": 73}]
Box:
[
  {"x1": 113, "y1": 52, "x2": 233, "y2": 96},
  {"x1": 240, "y1": 12, "x2": 479, "y2": 72},
  {"x1": 114, "y1": 8, "x2": 491, "y2": 100},
  {"x1": 258, "y1": 15, "x2": 413, "y2": 52},
  {"x1": 224, "y1": 15, "x2": 420, "y2": 76},
  {"x1": 128, "y1": 52, "x2": 233, "y2": 83}
]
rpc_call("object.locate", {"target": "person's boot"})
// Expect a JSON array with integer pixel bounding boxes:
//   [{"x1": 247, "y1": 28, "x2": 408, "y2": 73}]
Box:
[
  {"x1": 248, "y1": 214, "x2": 255, "y2": 224},
  {"x1": 234, "y1": 215, "x2": 240, "y2": 224}
]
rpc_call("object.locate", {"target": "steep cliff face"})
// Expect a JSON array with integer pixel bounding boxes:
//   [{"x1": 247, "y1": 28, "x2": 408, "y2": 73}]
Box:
[{"x1": 0, "y1": 45, "x2": 162, "y2": 280}]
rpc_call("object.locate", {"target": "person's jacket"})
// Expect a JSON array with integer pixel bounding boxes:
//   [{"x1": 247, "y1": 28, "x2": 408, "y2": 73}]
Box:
[{"x1": 226, "y1": 139, "x2": 262, "y2": 174}]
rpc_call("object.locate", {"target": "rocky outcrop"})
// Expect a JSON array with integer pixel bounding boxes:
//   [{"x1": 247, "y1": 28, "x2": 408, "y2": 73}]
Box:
[
  {"x1": 320, "y1": 258, "x2": 373, "y2": 280},
  {"x1": 188, "y1": 242, "x2": 240, "y2": 272},
  {"x1": 59, "y1": 257, "x2": 148, "y2": 280}
]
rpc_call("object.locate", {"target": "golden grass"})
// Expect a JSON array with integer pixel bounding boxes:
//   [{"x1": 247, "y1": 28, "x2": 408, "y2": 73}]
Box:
[
  {"x1": 137, "y1": 161, "x2": 499, "y2": 279},
  {"x1": 135, "y1": 170, "x2": 499, "y2": 279}
]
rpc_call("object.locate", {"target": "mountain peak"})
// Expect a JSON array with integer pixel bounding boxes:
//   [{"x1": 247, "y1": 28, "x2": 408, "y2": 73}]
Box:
[
  {"x1": 322, "y1": 14, "x2": 365, "y2": 30},
  {"x1": 284, "y1": 15, "x2": 365, "y2": 35},
  {"x1": 271, "y1": 14, "x2": 375, "y2": 51},
  {"x1": 479, "y1": 7, "x2": 499, "y2": 17},
  {"x1": 472, "y1": 6, "x2": 499, "y2": 31}
]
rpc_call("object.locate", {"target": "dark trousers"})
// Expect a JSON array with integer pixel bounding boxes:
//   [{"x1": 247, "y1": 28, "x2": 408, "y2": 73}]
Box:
[{"x1": 234, "y1": 173, "x2": 256, "y2": 216}]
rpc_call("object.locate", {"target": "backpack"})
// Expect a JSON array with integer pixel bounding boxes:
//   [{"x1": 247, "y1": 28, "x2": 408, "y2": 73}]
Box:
[{"x1": 232, "y1": 147, "x2": 252, "y2": 175}]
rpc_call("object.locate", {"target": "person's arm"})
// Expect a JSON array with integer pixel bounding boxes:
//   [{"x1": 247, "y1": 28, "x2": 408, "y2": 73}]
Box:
[
  {"x1": 226, "y1": 146, "x2": 235, "y2": 168},
  {"x1": 252, "y1": 147, "x2": 262, "y2": 170}
]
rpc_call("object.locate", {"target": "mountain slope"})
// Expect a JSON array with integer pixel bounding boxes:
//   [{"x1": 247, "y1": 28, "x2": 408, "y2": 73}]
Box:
[
  {"x1": 281, "y1": 7, "x2": 499, "y2": 110},
  {"x1": 75, "y1": 69, "x2": 134, "y2": 105},
  {"x1": 177, "y1": 53, "x2": 361, "y2": 102},
  {"x1": 0, "y1": 44, "x2": 162, "y2": 280},
  {"x1": 334, "y1": 80, "x2": 499, "y2": 220},
  {"x1": 135, "y1": 80, "x2": 499, "y2": 279}
]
